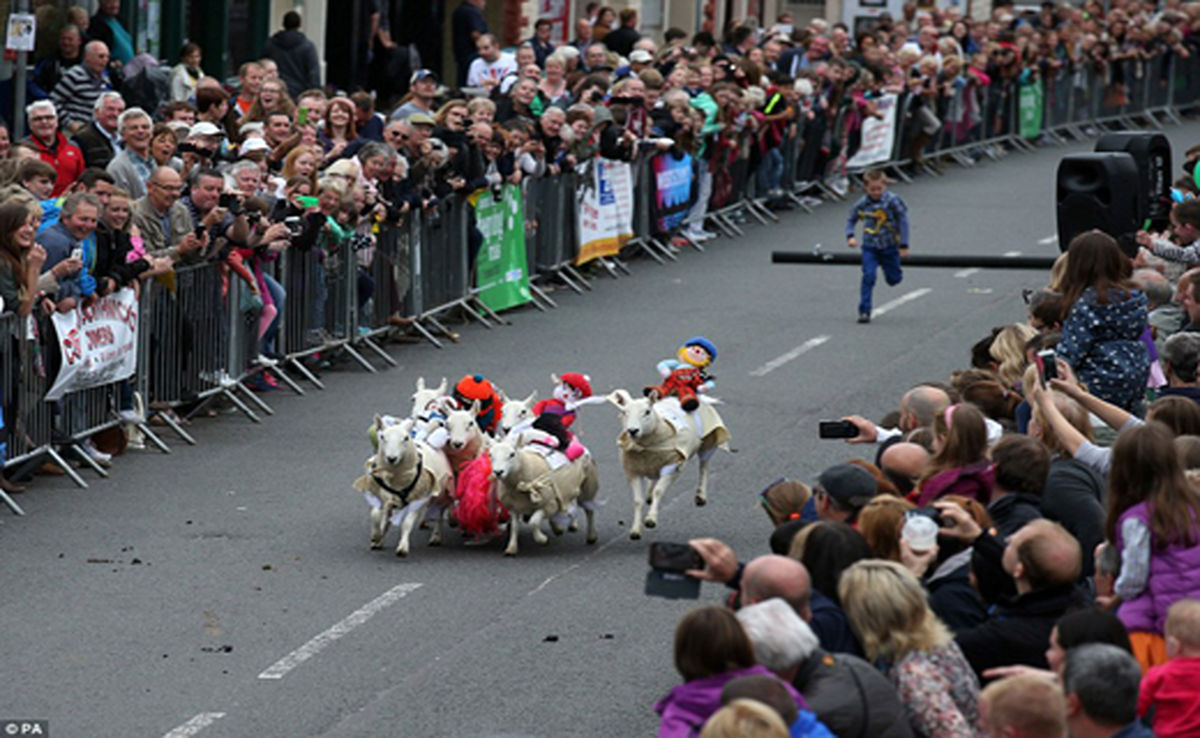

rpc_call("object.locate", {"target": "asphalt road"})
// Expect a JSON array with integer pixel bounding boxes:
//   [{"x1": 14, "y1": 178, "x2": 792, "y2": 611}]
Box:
[{"x1": 4, "y1": 124, "x2": 1194, "y2": 738}]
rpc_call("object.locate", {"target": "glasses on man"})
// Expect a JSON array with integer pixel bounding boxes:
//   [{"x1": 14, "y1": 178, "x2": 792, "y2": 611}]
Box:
[{"x1": 30, "y1": 115, "x2": 56, "y2": 122}]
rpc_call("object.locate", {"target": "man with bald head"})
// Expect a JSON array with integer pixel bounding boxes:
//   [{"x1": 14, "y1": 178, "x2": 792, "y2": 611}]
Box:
[
  {"x1": 843, "y1": 383, "x2": 952, "y2": 452},
  {"x1": 879, "y1": 442, "x2": 930, "y2": 496},
  {"x1": 738, "y1": 552, "x2": 861, "y2": 656},
  {"x1": 132, "y1": 167, "x2": 204, "y2": 263},
  {"x1": 938, "y1": 507, "x2": 1091, "y2": 680}
]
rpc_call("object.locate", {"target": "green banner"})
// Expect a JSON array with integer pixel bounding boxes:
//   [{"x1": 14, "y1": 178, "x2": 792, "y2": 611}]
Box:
[
  {"x1": 1019, "y1": 80, "x2": 1044, "y2": 140},
  {"x1": 472, "y1": 184, "x2": 532, "y2": 312}
]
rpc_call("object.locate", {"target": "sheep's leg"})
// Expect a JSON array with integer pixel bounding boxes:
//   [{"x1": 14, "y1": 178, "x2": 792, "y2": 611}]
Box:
[
  {"x1": 629, "y1": 476, "x2": 646, "y2": 540},
  {"x1": 530, "y1": 510, "x2": 550, "y2": 545},
  {"x1": 645, "y1": 464, "x2": 681, "y2": 530},
  {"x1": 696, "y1": 446, "x2": 718, "y2": 507},
  {"x1": 582, "y1": 501, "x2": 598, "y2": 544},
  {"x1": 426, "y1": 499, "x2": 444, "y2": 546},
  {"x1": 394, "y1": 506, "x2": 419, "y2": 558},
  {"x1": 369, "y1": 505, "x2": 388, "y2": 549},
  {"x1": 504, "y1": 511, "x2": 521, "y2": 556}
]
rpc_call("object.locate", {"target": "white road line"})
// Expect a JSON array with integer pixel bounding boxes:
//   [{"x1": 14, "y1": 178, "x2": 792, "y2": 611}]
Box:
[
  {"x1": 1037, "y1": 235, "x2": 1058, "y2": 245},
  {"x1": 954, "y1": 268, "x2": 980, "y2": 278},
  {"x1": 163, "y1": 713, "x2": 226, "y2": 738},
  {"x1": 872, "y1": 288, "x2": 932, "y2": 316},
  {"x1": 1004, "y1": 250, "x2": 1023, "y2": 257},
  {"x1": 750, "y1": 335, "x2": 830, "y2": 377},
  {"x1": 258, "y1": 582, "x2": 422, "y2": 680}
]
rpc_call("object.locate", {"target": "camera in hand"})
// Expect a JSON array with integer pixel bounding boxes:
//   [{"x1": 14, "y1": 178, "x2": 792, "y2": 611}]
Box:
[
  {"x1": 645, "y1": 541, "x2": 703, "y2": 599},
  {"x1": 1037, "y1": 349, "x2": 1058, "y2": 386},
  {"x1": 284, "y1": 215, "x2": 302, "y2": 236},
  {"x1": 909, "y1": 507, "x2": 949, "y2": 527},
  {"x1": 818, "y1": 420, "x2": 859, "y2": 439},
  {"x1": 218, "y1": 193, "x2": 242, "y2": 215}
]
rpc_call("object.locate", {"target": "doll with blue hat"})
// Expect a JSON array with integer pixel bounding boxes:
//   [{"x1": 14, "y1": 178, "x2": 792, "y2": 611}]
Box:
[{"x1": 644, "y1": 336, "x2": 717, "y2": 411}]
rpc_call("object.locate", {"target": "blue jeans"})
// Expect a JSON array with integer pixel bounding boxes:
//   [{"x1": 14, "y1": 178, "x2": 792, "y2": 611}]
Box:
[
  {"x1": 859, "y1": 246, "x2": 903, "y2": 314},
  {"x1": 262, "y1": 272, "x2": 285, "y2": 353},
  {"x1": 756, "y1": 147, "x2": 783, "y2": 194}
]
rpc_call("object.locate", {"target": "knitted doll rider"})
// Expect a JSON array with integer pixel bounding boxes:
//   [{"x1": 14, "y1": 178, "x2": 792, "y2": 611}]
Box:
[
  {"x1": 453, "y1": 374, "x2": 504, "y2": 435},
  {"x1": 644, "y1": 336, "x2": 717, "y2": 411},
  {"x1": 531, "y1": 372, "x2": 594, "y2": 460}
]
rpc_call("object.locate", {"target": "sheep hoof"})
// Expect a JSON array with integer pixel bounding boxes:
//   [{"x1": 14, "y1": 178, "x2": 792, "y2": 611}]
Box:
[
  {"x1": 629, "y1": 530, "x2": 642, "y2": 540},
  {"x1": 370, "y1": 542, "x2": 383, "y2": 550},
  {"x1": 695, "y1": 496, "x2": 707, "y2": 507},
  {"x1": 394, "y1": 548, "x2": 408, "y2": 558},
  {"x1": 587, "y1": 534, "x2": 598, "y2": 545},
  {"x1": 427, "y1": 538, "x2": 441, "y2": 547},
  {"x1": 504, "y1": 548, "x2": 517, "y2": 557},
  {"x1": 644, "y1": 519, "x2": 657, "y2": 529}
]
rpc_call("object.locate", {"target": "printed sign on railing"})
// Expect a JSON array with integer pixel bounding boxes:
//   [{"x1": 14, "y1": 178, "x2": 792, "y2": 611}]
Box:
[
  {"x1": 846, "y1": 93, "x2": 899, "y2": 169},
  {"x1": 653, "y1": 152, "x2": 694, "y2": 232},
  {"x1": 1019, "y1": 80, "x2": 1045, "y2": 140},
  {"x1": 471, "y1": 184, "x2": 532, "y2": 312},
  {"x1": 576, "y1": 158, "x2": 634, "y2": 265},
  {"x1": 45, "y1": 288, "x2": 138, "y2": 400}
]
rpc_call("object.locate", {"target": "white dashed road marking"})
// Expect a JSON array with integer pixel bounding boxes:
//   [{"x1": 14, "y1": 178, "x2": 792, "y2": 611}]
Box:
[
  {"x1": 954, "y1": 268, "x2": 980, "y2": 278},
  {"x1": 871, "y1": 288, "x2": 933, "y2": 316},
  {"x1": 163, "y1": 713, "x2": 226, "y2": 738},
  {"x1": 750, "y1": 335, "x2": 831, "y2": 377},
  {"x1": 1038, "y1": 235, "x2": 1058, "y2": 245},
  {"x1": 1004, "y1": 250, "x2": 1023, "y2": 257},
  {"x1": 258, "y1": 582, "x2": 422, "y2": 680}
]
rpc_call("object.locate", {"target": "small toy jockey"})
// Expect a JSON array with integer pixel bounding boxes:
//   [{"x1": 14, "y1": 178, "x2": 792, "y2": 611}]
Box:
[
  {"x1": 530, "y1": 372, "x2": 593, "y2": 461},
  {"x1": 645, "y1": 336, "x2": 717, "y2": 412},
  {"x1": 453, "y1": 374, "x2": 504, "y2": 435}
]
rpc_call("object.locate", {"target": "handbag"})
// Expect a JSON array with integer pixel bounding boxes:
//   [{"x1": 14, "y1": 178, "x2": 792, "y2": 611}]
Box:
[{"x1": 239, "y1": 285, "x2": 263, "y2": 315}]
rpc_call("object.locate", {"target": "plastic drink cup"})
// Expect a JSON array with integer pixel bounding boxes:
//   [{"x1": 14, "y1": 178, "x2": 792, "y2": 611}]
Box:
[{"x1": 902, "y1": 514, "x2": 939, "y2": 552}]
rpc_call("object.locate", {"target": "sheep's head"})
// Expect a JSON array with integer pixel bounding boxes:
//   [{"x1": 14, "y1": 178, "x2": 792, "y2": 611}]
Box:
[
  {"x1": 607, "y1": 389, "x2": 658, "y2": 441},
  {"x1": 375, "y1": 415, "x2": 415, "y2": 468}
]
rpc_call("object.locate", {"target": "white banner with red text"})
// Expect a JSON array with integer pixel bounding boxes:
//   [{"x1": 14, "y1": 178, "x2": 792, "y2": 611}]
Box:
[{"x1": 46, "y1": 288, "x2": 138, "y2": 401}]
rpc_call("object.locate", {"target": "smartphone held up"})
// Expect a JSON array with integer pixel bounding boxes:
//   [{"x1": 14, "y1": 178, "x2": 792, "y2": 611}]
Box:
[{"x1": 645, "y1": 542, "x2": 703, "y2": 599}]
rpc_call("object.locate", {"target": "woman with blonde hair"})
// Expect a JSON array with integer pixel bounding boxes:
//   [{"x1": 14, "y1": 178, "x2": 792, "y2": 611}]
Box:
[
  {"x1": 839, "y1": 560, "x2": 981, "y2": 737},
  {"x1": 280, "y1": 145, "x2": 319, "y2": 194},
  {"x1": 989, "y1": 323, "x2": 1037, "y2": 389}
]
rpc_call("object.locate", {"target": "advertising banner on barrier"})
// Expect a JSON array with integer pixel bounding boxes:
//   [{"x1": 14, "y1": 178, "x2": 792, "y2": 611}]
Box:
[
  {"x1": 846, "y1": 93, "x2": 898, "y2": 169},
  {"x1": 653, "y1": 152, "x2": 694, "y2": 232},
  {"x1": 1019, "y1": 80, "x2": 1045, "y2": 139},
  {"x1": 576, "y1": 158, "x2": 634, "y2": 265},
  {"x1": 46, "y1": 288, "x2": 138, "y2": 401},
  {"x1": 472, "y1": 184, "x2": 532, "y2": 312}
]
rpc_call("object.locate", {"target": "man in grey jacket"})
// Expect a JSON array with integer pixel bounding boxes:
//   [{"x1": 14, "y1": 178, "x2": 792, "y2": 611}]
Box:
[
  {"x1": 737, "y1": 598, "x2": 914, "y2": 738},
  {"x1": 262, "y1": 11, "x2": 321, "y2": 98}
]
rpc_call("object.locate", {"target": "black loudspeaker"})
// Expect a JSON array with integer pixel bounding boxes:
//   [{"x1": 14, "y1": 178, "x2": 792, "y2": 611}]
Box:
[
  {"x1": 1095, "y1": 132, "x2": 1173, "y2": 228},
  {"x1": 1056, "y1": 153, "x2": 1142, "y2": 252}
]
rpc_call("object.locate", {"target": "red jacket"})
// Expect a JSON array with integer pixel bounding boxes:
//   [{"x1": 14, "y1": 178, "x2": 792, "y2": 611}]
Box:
[
  {"x1": 1140, "y1": 656, "x2": 1200, "y2": 737},
  {"x1": 26, "y1": 131, "x2": 85, "y2": 196}
]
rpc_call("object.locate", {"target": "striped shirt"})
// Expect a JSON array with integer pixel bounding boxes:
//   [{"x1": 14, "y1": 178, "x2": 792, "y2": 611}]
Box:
[{"x1": 50, "y1": 65, "x2": 115, "y2": 128}]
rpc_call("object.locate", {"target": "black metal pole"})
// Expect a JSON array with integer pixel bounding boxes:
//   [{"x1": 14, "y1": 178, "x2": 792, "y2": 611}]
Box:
[{"x1": 771, "y1": 251, "x2": 1058, "y2": 270}]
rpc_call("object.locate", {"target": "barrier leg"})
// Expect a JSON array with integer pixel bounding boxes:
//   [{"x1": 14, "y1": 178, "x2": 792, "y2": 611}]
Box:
[
  {"x1": 67, "y1": 442, "x2": 110, "y2": 478},
  {"x1": 135, "y1": 422, "x2": 174, "y2": 453},
  {"x1": 339, "y1": 341, "x2": 379, "y2": 372},
  {"x1": 408, "y1": 319, "x2": 445, "y2": 348},
  {"x1": 0, "y1": 487, "x2": 23, "y2": 515},
  {"x1": 286, "y1": 357, "x2": 326, "y2": 390},
  {"x1": 44, "y1": 445, "x2": 87, "y2": 489},
  {"x1": 150, "y1": 409, "x2": 198, "y2": 445},
  {"x1": 235, "y1": 383, "x2": 277, "y2": 415},
  {"x1": 554, "y1": 266, "x2": 589, "y2": 292},
  {"x1": 358, "y1": 335, "x2": 399, "y2": 366},
  {"x1": 219, "y1": 387, "x2": 262, "y2": 423},
  {"x1": 528, "y1": 283, "x2": 557, "y2": 309}
]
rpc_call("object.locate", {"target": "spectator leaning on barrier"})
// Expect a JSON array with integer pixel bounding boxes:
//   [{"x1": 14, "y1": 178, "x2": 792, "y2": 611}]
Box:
[
  {"x1": 23, "y1": 100, "x2": 84, "y2": 198},
  {"x1": 106, "y1": 108, "x2": 155, "y2": 200},
  {"x1": 131, "y1": 166, "x2": 202, "y2": 263},
  {"x1": 51, "y1": 41, "x2": 119, "y2": 134},
  {"x1": 73, "y1": 91, "x2": 125, "y2": 171},
  {"x1": 37, "y1": 191, "x2": 98, "y2": 311}
]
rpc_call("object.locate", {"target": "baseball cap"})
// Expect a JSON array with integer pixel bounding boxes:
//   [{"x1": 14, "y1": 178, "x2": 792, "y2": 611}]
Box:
[
  {"x1": 816, "y1": 464, "x2": 876, "y2": 512},
  {"x1": 629, "y1": 50, "x2": 653, "y2": 64},
  {"x1": 188, "y1": 121, "x2": 221, "y2": 138},
  {"x1": 411, "y1": 69, "x2": 439, "y2": 85},
  {"x1": 239, "y1": 137, "x2": 271, "y2": 156},
  {"x1": 407, "y1": 112, "x2": 436, "y2": 127}
]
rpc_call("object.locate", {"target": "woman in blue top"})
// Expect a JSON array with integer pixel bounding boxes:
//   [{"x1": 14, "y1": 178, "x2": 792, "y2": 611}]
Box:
[{"x1": 1056, "y1": 231, "x2": 1150, "y2": 412}]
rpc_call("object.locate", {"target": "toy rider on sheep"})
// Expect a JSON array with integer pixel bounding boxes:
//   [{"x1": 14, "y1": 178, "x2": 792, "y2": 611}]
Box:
[
  {"x1": 453, "y1": 374, "x2": 504, "y2": 435},
  {"x1": 644, "y1": 336, "x2": 716, "y2": 411},
  {"x1": 529, "y1": 372, "x2": 595, "y2": 461}
]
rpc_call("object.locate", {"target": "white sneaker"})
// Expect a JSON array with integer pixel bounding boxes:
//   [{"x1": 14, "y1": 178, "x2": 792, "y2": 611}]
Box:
[
  {"x1": 691, "y1": 230, "x2": 717, "y2": 241},
  {"x1": 118, "y1": 409, "x2": 142, "y2": 423},
  {"x1": 81, "y1": 439, "x2": 113, "y2": 467}
]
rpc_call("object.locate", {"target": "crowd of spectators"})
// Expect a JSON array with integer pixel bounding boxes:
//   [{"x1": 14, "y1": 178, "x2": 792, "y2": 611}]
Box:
[{"x1": 648, "y1": 148, "x2": 1200, "y2": 734}]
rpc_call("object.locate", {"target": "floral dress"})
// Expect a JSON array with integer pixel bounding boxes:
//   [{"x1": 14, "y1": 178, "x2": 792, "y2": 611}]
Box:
[{"x1": 887, "y1": 641, "x2": 980, "y2": 738}]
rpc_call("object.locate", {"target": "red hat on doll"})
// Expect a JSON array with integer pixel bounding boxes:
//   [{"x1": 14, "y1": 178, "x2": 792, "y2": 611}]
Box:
[{"x1": 560, "y1": 372, "x2": 592, "y2": 398}]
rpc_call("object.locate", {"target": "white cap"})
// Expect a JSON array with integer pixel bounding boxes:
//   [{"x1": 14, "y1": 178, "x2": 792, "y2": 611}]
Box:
[
  {"x1": 629, "y1": 50, "x2": 653, "y2": 64},
  {"x1": 188, "y1": 121, "x2": 221, "y2": 138},
  {"x1": 239, "y1": 137, "x2": 271, "y2": 156}
]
